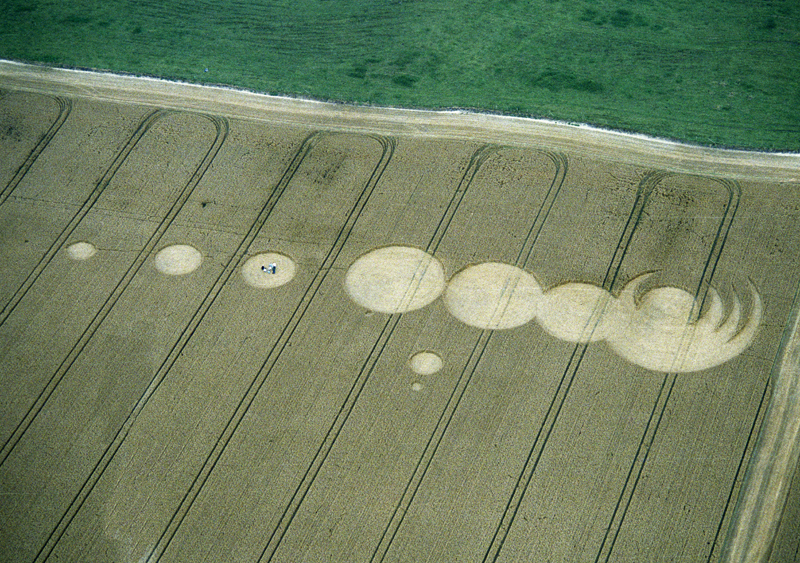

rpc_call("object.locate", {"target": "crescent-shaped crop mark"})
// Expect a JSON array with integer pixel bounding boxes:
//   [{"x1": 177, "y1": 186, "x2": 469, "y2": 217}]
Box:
[{"x1": 607, "y1": 273, "x2": 762, "y2": 372}]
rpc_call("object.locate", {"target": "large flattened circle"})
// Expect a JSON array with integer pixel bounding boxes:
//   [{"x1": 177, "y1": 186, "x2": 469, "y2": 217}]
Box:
[
  {"x1": 537, "y1": 283, "x2": 620, "y2": 343},
  {"x1": 241, "y1": 252, "x2": 296, "y2": 288},
  {"x1": 344, "y1": 246, "x2": 445, "y2": 314},
  {"x1": 444, "y1": 262, "x2": 541, "y2": 330},
  {"x1": 154, "y1": 244, "x2": 202, "y2": 275}
]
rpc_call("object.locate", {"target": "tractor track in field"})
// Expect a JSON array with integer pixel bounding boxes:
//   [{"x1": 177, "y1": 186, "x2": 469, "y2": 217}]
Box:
[
  {"x1": 0, "y1": 108, "x2": 228, "y2": 467},
  {"x1": 0, "y1": 93, "x2": 72, "y2": 208}
]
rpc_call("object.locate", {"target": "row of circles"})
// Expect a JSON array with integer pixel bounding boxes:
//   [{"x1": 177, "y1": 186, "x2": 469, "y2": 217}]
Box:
[
  {"x1": 65, "y1": 242, "x2": 758, "y2": 375},
  {"x1": 66, "y1": 242, "x2": 443, "y2": 379},
  {"x1": 67, "y1": 242, "x2": 296, "y2": 289},
  {"x1": 68, "y1": 242, "x2": 524, "y2": 323}
]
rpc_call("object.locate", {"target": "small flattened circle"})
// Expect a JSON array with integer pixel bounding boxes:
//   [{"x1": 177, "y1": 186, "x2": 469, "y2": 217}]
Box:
[
  {"x1": 444, "y1": 263, "x2": 541, "y2": 330},
  {"x1": 409, "y1": 351, "x2": 443, "y2": 375},
  {"x1": 344, "y1": 246, "x2": 445, "y2": 314},
  {"x1": 67, "y1": 241, "x2": 97, "y2": 260},
  {"x1": 154, "y1": 244, "x2": 202, "y2": 275},
  {"x1": 241, "y1": 253, "x2": 296, "y2": 288}
]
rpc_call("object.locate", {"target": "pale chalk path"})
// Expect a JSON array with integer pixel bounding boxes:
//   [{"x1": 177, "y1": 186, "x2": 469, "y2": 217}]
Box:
[{"x1": 0, "y1": 63, "x2": 799, "y2": 563}]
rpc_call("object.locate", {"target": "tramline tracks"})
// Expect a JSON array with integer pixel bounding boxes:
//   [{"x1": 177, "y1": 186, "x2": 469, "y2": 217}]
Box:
[
  {"x1": 0, "y1": 109, "x2": 228, "y2": 464},
  {"x1": 0, "y1": 94, "x2": 72, "y2": 207},
  {"x1": 135, "y1": 133, "x2": 396, "y2": 563}
]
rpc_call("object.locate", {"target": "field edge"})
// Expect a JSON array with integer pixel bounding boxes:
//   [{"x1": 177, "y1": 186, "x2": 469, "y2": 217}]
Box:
[{"x1": 2, "y1": 59, "x2": 799, "y2": 183}]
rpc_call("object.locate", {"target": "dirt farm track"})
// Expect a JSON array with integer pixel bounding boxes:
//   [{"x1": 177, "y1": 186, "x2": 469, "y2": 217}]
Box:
[{"x1": 1, "y1": 61, "x2": 800, "y2": 562}]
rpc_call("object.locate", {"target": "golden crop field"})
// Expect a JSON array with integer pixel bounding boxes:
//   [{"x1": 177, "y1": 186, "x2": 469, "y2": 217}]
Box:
[{"x1": 1, "y1": 63, "x2": 799, "y2": 563}]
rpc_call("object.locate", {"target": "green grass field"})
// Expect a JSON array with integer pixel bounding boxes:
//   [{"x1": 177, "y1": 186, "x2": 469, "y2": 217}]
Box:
[{"x1": 2, "y1": 0, "x2": 799, "y2": 151}]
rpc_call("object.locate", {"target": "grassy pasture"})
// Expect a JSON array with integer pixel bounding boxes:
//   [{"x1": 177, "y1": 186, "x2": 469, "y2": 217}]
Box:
[{"x1": 1, "y1": 0, "x2": 799, "y2": 150}]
